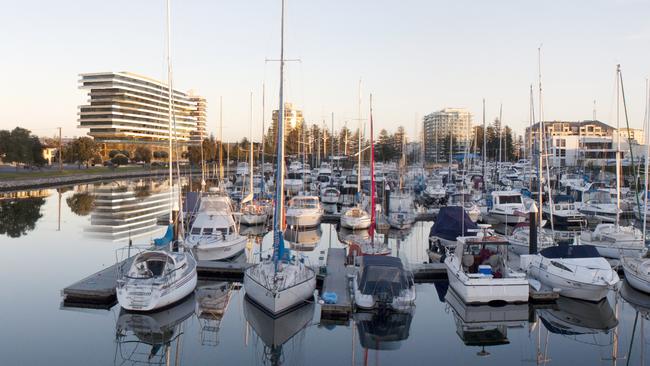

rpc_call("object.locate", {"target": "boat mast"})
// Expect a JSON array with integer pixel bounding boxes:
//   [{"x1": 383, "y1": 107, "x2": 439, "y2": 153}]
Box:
[
  {"x1": 166, "y1": 0, "x2": 174, "y2": 224},
  {"x1": 273, "y1": 0, "x2": 287, "y2": 267},
  {"x1": 219, "y1": 96, "x2": 224, "y2": 182},
  {"x1": 643, "y1": 79, "x2": 649, "y2": 239},
  {"x1": 261, "y1": 83, "x2": 266, "y2": 197},
  {"x1": 538, "y1": 47, "x2": 545, "y2": 233},
  {"x1": 616, "y1": 64, "x2": 621, "y2": 229},
  {"x1": 249, "y1": 91, "x2": 254, "y2": 199},
  {"x1": 482, "y1": 98, "x2": 486, "y2": 191},
  {"x1": 357, "y1": 79, "x2": 362, "y2": 195},
  {"x1": 370, "y1": 94, "x2": 376, "y2": 241}
]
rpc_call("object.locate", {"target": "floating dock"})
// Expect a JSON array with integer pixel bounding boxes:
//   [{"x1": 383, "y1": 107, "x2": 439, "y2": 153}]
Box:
[
  {"x1": 61, "y1": 257, "x2": 134, "y2": 309},
  {"x1": 62, "y1": 258, "x2": 252, "y2": 309},
  {"x1": 320, "y1": 248, "x2": 354, "y2": 320}
]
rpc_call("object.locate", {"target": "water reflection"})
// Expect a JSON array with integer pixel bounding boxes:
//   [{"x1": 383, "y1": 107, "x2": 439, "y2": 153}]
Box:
[
  {"x1": 240, "y1": 224, "x2": 269, "y2": 238},
  {"x1": 196, "y1": 281, "x2": 234, "y2": 346},
  {"x1": 0, "y1": 196, "x2": 46, "y2": 238},
  {"x1": 620, "y1": 280, "x2": 650, "y2": 318},
  {"x1": 286, "y1": 227, "x2": 322, "y2": 251},
  {"x1": 537, "y1": 296, "x2": 617, "y2": 335},
  {"x1": 85, "y1": 181, "x2": 172, "y2": 241},
  {"x1": 354, "y1": 310, "x2": 413, "y2": 351},
  {"x1": 66, "y1": 192, "x2": 95, "y2": 216},
  {"x1": 445, "y1": 287, "x2": 527, "y2": 356},
  {"x1": 115, "y1": 293, "x2": 195, "y2": 365},
  {"x1": 243, "y1": 297, "x2": 314, "y2": 366}
]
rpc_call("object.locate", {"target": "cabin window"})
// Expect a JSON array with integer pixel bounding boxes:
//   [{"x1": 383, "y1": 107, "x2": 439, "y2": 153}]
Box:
[
  {"x1": 499, "y1": 195, "x2": 522, "y2": 204},
  {"x1": 191, "y1": 227, "x2": 201, "y2": 235},
  {"x1": 551, "y1": 261, "x2": 572, "y2": 272},
  {"x1": 202, "y1": 227, "x2": 214, "y2": 235}
]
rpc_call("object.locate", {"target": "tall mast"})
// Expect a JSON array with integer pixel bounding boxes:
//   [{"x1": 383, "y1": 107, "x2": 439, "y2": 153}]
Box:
[
  {"x1": 249, "y1": 91, "x2": 254, "y2": 198},
  {"x1": 166, "y1": 0, "x2": 174, "y2": 224},
  {"x1": 616, "y1": 64, "x2": 621, "y2": 229},
  {"x1": 219, "y1": 96, "x2": 224, "y2": 181},
  {"x1": 261, "y1": 83, "x2": 265, "y2": 196},
  {"x1": 369, "y1": 94, "x2": 376, "y2": 240},
  {"x1": 482, "y1": 98, "x2": 486, "y2": 190},
  {"x1": 357, "y1": 79, "x2": 362, "y2": 194},
  {"x1": 331, "y1": 112, "x2": 334, "y2": 159},
  {"x1": 273, "y1": 0, "x2": 287, "y2": 266},
  {"x1": 643, "y1": 79, "x2": 649, "y2": 239}
]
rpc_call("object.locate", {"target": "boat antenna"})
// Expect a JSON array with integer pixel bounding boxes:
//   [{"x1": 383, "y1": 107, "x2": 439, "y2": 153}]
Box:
[{"x1": 643, "y1": 78, "x2": 649, "y2": 242}]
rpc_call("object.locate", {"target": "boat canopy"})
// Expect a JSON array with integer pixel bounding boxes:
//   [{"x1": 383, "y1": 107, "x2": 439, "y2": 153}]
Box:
[
  {"x1": 540, "y1": 244, "x2": 601, "y2": 259},
  {"x1": 358, "y1": 256, "x2": 410, "y2": 296},
  {"x1": 429, "y1": 206, "x2": 478, "y2": 241}
]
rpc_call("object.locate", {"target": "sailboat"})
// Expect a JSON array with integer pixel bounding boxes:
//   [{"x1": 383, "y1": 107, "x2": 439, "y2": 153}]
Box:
[
  {"x1": 579, "y1": 65, "x2": 645, "y2": 259},
  {"x1": 347, "y1": 95, "x2": 391, "y2": 257},
  {"x1": 243, "y1": 0, "x2": 316, "y2": 316},
  {"x1": 116, "y1": 0, "x2": 197, "y2": 312},
  {"x1": 341, "y1": 80, "x2": 372, "y2": 230},
  {"x1": 241, "y1": 92, "x2": 270, "y2": 226}
]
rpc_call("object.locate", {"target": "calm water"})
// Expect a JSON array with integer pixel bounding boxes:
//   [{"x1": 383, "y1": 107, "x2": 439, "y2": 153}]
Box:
[{"x1": 1, "y1": 178, "x2": 649, "y2": 365}]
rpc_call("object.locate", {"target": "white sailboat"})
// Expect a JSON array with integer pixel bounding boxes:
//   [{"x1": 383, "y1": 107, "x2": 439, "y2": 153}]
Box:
[
  {"x1": 240, "y1": 92, "x2": 270, "y2": 226},
  {"x1": 580, "y1": 65, "x2": 645, "y2": 259},
  {"x1": 243, "y1": 0, "x2": 316, "y2": 316},
  {"x1": 116, "y1": 0, "x2": 197, "y2": 312}
]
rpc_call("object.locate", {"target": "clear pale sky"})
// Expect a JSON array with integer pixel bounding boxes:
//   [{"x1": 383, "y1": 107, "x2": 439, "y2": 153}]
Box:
[{"x1": 1, "y1": 0, "x2": 649, "y2": 142}]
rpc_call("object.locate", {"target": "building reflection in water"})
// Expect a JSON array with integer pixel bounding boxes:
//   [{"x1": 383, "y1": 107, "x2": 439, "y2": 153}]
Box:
[{"x1": 85, "y1": 180, "x2": 173, "y2": 241}]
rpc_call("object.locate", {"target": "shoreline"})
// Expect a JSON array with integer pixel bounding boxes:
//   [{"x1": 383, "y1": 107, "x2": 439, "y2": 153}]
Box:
[{"x1": 0, "y1": 168, "x2": 206, "y2": 192}]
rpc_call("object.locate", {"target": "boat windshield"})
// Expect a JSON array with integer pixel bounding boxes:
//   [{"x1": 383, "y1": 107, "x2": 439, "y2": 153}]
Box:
[
  {"x1": 291, "y1": 198, "x2": 319, "y2": 208},
  {"x1": 498, "y1": 195, "x2": 521, "y2": 204},
  {"x1": 540, "y1": 245, "x2": 601, "y2": 259}
]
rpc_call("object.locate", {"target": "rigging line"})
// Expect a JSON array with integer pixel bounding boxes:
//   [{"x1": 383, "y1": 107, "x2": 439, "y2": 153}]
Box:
[{"x1": 618, "y1": 66, "x2": 643, "y2": 220}]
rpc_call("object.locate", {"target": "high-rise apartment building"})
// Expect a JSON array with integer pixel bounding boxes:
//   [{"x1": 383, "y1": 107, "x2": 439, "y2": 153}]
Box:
[
  {"x1": 78, "y1": 72, "x2": 204, "y2": 158},
  {"x1": 189, "y1": 93, "x2": 207, "y2": 144},
  {"x1": 271, "y1": 102, "x2": 304, "y2": 133},
  {"x1": 423, "y1": 108, "x2": 472, "y2": 163}
]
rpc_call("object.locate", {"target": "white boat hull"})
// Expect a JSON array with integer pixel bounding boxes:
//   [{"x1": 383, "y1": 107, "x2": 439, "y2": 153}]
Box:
[
  {"x1": 286, "y1": 213, "x2": 321, "y2": 228},
  {"x1": 340, "y1": 215, "x2": 371, "y2": 230},
  {"x1": 527, "y1": 264, "x2": 611, "y2": 302},
  {"x1": 445, "y1": 266, "x2": 529, "y2": 304},
  {"x1": 117, "y1": 268, "x2": 197, "y2": 312},
  {"x1": 240, "y1": 213, "x2": 269, "y2": 225},
  {"x1": 193, "y1": 236, "x2": 247, "y2": 261},
  {"x1": 621, "y1": 257, "x2": 650, "y2": 294},
  {"x1": 487, "y1": 211, "x2": 526, "y2": 225},
  {"x1": 243, "y1": 266, "x2": 316, "y2": 315}
]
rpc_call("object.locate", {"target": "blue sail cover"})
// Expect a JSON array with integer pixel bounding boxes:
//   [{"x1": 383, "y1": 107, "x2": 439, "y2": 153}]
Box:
[
  {"x1": 429, "y1": 206, "x2": 478, "y2": 241},
  {"x1": 154, "y1": 224, "x2": 174, "y2": 247}
]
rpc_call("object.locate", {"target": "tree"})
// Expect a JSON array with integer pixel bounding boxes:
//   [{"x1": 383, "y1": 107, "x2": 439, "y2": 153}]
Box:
[
  {"x1": 0, "y1": 127, "x2": 46, "y2": 167},
  {"x1": 134, "y1": 146, "x2": 152, "y2": 164},
  {"x1": 111, "y1": 153, "x2": 129, "y2": 166},
  {"x1": 66, "y1": 137, "x2": 98, "y2": 168},
  {"x1": 66, "y1": 193, "x2": 95, "y2": 216},
  {"x1": 0, "y1": 198, "x2": 45, "y2": 238}
]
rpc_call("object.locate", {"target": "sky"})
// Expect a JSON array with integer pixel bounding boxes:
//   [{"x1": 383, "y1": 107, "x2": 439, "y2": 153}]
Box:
[{"x1": 1, "y1": 0, "x2": 650, "y2": 142}]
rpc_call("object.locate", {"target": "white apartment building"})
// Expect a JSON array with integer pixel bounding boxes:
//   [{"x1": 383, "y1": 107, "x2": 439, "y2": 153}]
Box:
[
  {"x1": 78, "y1": 72, "x2": 204, "y2": 158},
  {"x1": 423, "y1": 108, "x2": 472, "y2": 163}
]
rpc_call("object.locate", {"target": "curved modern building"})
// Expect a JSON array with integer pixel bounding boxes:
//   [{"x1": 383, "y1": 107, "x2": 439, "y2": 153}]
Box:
[{"x1": 78, "y1": 72, "x2": 205, "y2": 158}]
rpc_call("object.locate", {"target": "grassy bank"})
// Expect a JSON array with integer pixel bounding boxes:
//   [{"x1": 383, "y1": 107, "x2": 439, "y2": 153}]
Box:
[{"x1": 0, "y1": 166, "x2": 163, "y2": 181}]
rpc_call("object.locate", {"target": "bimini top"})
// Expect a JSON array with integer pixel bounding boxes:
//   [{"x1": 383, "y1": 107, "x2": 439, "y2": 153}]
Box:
[
  {"x1": 540, "y1": 244, "x2": 601, "y2": 259},
  {"x1": 429, "y1": 206, "x2": 478, "y2": 241},
  {"x1": 358, "y1": 256, "x2": 410, "y2": 296}
]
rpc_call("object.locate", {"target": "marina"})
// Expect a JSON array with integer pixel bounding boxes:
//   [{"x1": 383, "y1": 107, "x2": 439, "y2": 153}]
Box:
[{"x1": 4, "y1": 0, "x2": 650, "y2": 365}]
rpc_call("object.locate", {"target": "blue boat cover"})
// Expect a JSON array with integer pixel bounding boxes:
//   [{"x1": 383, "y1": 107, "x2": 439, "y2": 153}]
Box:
[
  {"x1": 322, "y1": 292, "x2": 338, "y2": 304},
  {"x1": 429, "y1": 206, "x2": 478, "y2": 241},
  {"x1": 154, "y1": 224, "x2": 174, "y2": 247},
  {"x1": 540, "y1": 244, "x2": 600, "y2": 259}
]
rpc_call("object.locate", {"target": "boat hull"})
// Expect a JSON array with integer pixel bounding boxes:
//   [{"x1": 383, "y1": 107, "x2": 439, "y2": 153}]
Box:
[
  {"x1": 445, "y1": 267, "x2": 529, "y2": 304},
  {"x1": 340, "y1": 215, "x2": 371, "y2": 230},
  {"x1": 240, "y1": 213, "x2": 269, "y2": 225},
  {"x1": 286, "y1": 213, "x2": 321, "y2": 228},
  {"x1": 193, "y1": 236, "x2": 247, "y2": 261},
  {"x1": 117, "y1": 270, "x2": 197, "y2": 312},
  {"x1": 243, "y1": 267, "x2": 316, "y2": 315}
]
